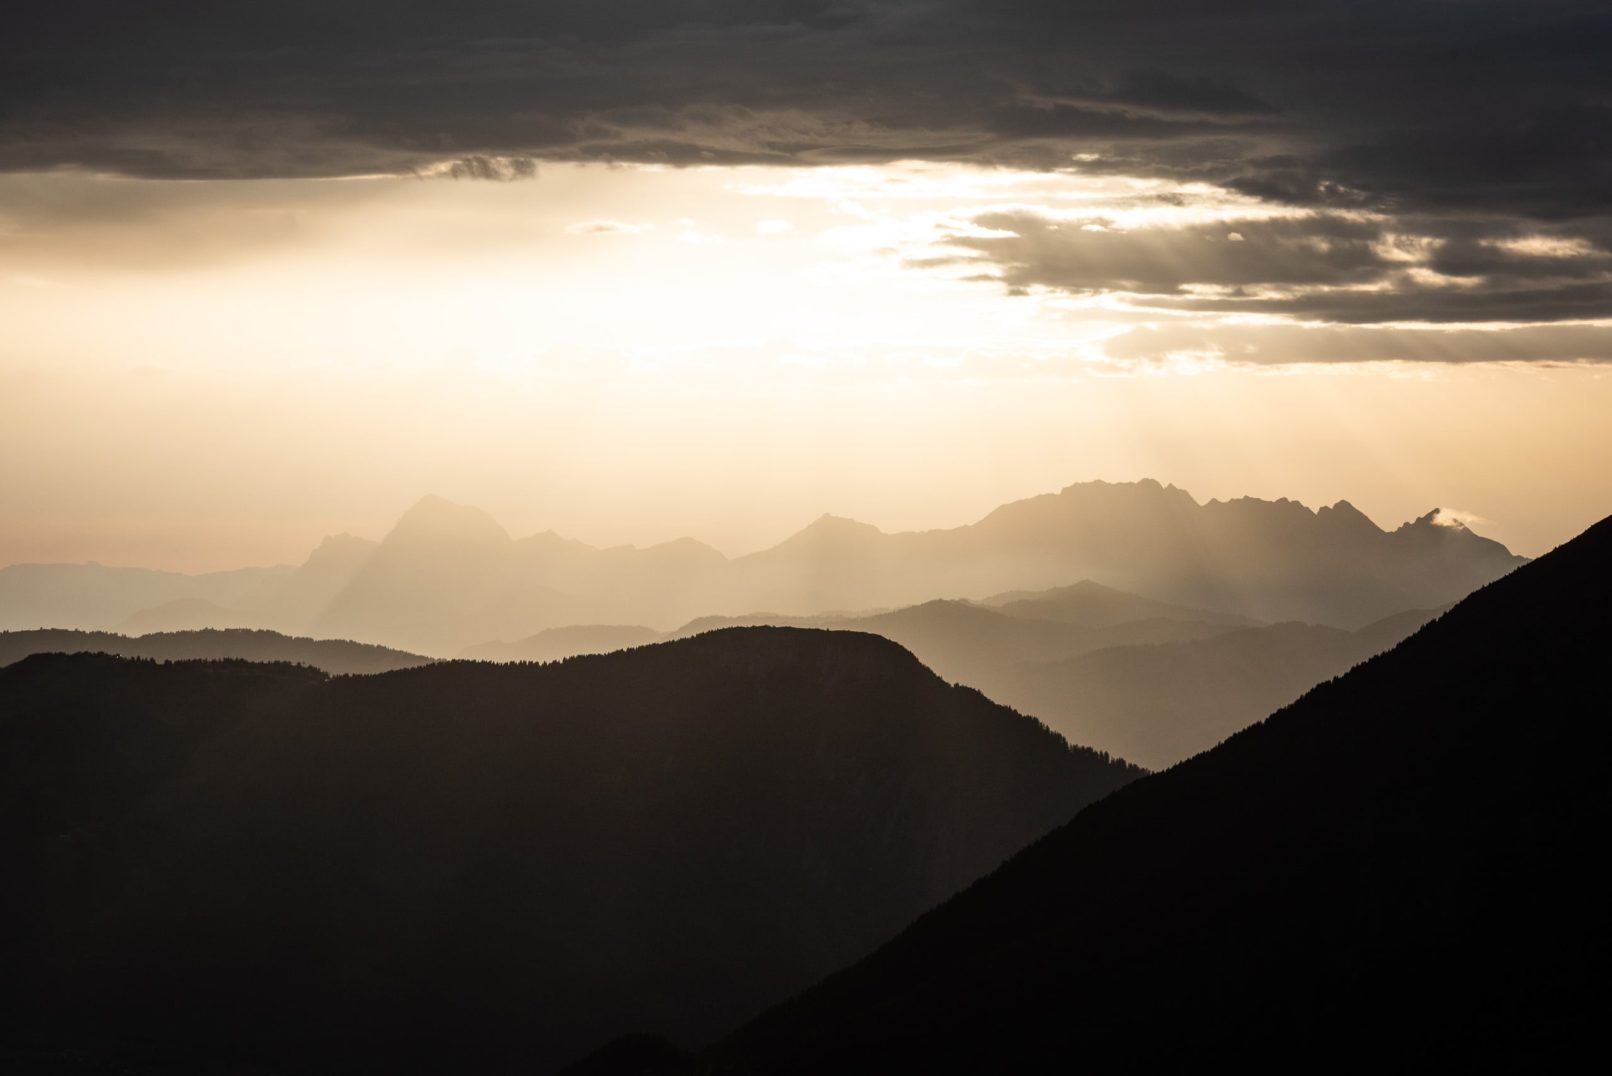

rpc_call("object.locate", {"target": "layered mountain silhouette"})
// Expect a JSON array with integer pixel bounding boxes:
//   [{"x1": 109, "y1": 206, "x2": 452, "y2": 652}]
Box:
[
  {"x1": 998, "y1": 606, "x2": 1446, "y2": 768},
  {"x1": 459, "y1": 591, "x2": 1439, "y2": 770},
  {"x1": 115, "y1": 597, "x2": 271, "y2": 633},
  {"x1": 1, "y1": 593, "x2": 1406, "y2": 770},
  {"x1": 462, "y1": 624, "x2": 663, "y2": 663},
  {"x1": 0, "y1": 533, "x2": 375, "y2": 637},
  {"x1": 686, "y1": 512, "x2": 1612, "y2": 1072},
  {"x1": 0, "y1": 481, "x2": 1524, "y2": 652},
  {"x1": 723, "y1": 483, "x2": 1519, "y2": 629},
  {"x1": 982, "y1": 577, "x2": 1258, "y2": 628},
  {"x1": 675, "y1": 599, "x2": 1237, "y2": 716},
  {"x1": 0, "y1": 628, "x2": 431, "y2": 676},
  {"x1": 0, "y1": 628, "x2": 1139, "y2": 1073}
]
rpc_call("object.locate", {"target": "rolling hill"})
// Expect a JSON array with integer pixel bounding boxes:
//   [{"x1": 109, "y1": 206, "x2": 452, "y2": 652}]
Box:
[
  {"x1": 0, "y1": 628, "x2": 1140, "y2": 1074},
  {"x1": 675, "y1": 600, "x2": 1237, "y2": 703}
]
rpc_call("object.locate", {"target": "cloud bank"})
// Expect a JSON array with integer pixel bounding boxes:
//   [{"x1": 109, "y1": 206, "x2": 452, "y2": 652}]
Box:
[
  {"x1": 5, "y1": 3, "x2": 1606, "y2": 219},
  {"x1": 8, "y1": 1, "x2": 1611, "y2": 359}
]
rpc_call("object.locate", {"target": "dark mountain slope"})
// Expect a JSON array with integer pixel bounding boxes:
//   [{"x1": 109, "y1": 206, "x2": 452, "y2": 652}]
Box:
[
  {"x1": 0, "y1": 628, "x2": 1139, "y2": 1074},
  {"x1": 0, "y1": 627, "x2": 431, "y2": 676},
  {"x1": 706, "y1": 514, "x2": 1612, "y2": 1072}
]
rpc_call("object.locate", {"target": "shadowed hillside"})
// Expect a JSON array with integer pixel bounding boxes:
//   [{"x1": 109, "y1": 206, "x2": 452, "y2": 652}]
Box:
[
  {"x1": 0, "y1": 628, "x2": 1139, "y2": 1074},
  {"x1": 0, "y1": 628, "x2": 431, "y2": 677},
  {"x1": 700, "y1": 513, "x2": 1612, "y2": 1072}
]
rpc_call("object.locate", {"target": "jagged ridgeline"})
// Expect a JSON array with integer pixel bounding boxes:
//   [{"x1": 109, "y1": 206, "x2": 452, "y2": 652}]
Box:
[
  {"x1": 0, "y1": 480, "x2": 1525, "y2": 654},
  {"x1": 695, "y1": 513, "x2": 1612, "y2": 1072},
  {"x1": 0, "y1": 628, "x2": 1139, "y2": 1074}
]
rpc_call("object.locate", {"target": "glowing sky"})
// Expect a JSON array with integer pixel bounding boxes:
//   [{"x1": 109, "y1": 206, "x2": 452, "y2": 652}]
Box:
[{"x1": 3, "y1": 157, "x2": 1610, "y2": 570}]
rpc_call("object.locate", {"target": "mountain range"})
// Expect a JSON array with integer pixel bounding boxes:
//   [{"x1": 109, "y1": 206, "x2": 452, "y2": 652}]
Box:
[
  {"x1": 682, "y1": 510, "x2": 1612, "y2": 1072},
  {"x1": 0, "y1": 480, "x2": 1524, "y2": 653},
  {"x1": 0, "y1": 585, "x2": 1457, "y2": 770},
  {"x1": 0, "y1": 628, "x2": 1139, "y2": 1074},
  {"x1": 0, "y1": 583, "x2": 1476, "y2": 771},
  {"x1": 474, "y1": 586, "x2": 1442, "y2": 769}
]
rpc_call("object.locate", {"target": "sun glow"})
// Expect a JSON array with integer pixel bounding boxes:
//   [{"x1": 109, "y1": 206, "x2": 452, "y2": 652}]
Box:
[{"x1": 2, "y1": 162, "x2": 1611, "y2": 570}]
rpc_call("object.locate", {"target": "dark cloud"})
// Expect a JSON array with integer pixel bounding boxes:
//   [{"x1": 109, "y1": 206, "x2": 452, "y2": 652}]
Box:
[
  {"x1": 444, "y1": 156, "x2": 538, "y2": 181},
  {"x1": 6, "y1": 1, "x2": 1611, "y2": 339},
  {"x1": 931, "y1": 208, "x2": 1612, "y2": 324},
  {"x1": 936, "y1": 212, "x2": 1393, "y2": 292},
  {"x1": 3, "y1": 2, "x2": 1606, "y2": 215},
  {"x1": 1151, "y1": 278, "x2": 1612, "y2": 325}
]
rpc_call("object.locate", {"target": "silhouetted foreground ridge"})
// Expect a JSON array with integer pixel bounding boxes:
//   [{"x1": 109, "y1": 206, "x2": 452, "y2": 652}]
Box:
[
  {"x1": 0, "y1": 628, "x2": 1138, "y2": 1073},
  {"x1": 697, "y1": 513, "x2": 1611, "y2": 1071}
]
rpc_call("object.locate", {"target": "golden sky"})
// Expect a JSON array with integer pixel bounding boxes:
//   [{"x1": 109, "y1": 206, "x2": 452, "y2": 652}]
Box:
[{"x1": 3, "y1": 161, "x2": 1610, "y2": 570}]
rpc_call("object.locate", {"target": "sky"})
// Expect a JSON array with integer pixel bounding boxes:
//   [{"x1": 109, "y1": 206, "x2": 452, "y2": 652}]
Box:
[{"x1": 3, "y1": 1, "x2": 1611, "y2": 569}]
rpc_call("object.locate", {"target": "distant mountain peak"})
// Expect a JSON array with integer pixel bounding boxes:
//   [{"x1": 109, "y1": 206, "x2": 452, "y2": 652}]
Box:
[
  {"x1": 404, "y1": 493, "x2": 467, "y2": 516},
  {"x1": 311, "y1": 532, "x2": 373, "y2": 553},
  {"x1": 384, "y1": 494, "x2": 511, "y2": 548},
  {"x1": 786, "y1": 513, "x2": 884, "y2": 542},
  {"x1": 812, "y1": 511, "x2": 872, "y2": 527},
  {"x1": 519, "y1": 529, "x2": 596, "y2": 553},
  {"x1": 642, "y1": 536, "x2": 729, "y2": 562},
  {"x1": 302, "y1": 532, "x2": 378, "y2": 569},
  {"x1": 1396, "y1": 508, "x2": 1471, "y2": 537},
  {"x1": 1058, "y1": 477, "x2": 1187, "y2": 498},
  {"x1": 1316, "y1": 499, "x2": 1382, "y2": 535}
]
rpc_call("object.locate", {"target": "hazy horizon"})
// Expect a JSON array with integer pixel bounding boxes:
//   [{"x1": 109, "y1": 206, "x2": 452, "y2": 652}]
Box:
[
  {"x1": 6, "y1": 160, "x2": 1609, "y2": 571},
  {"x1": 6, "y1": 6, "x2": 1612, "y2": 567},
  {"x1": 0, "y1": 468, "x2": 1591, "y2": 573}
]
